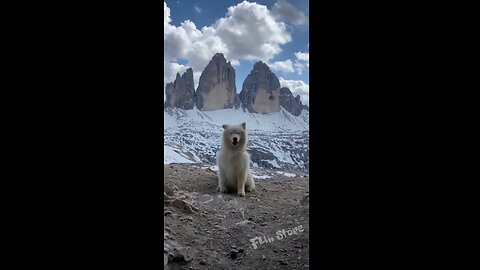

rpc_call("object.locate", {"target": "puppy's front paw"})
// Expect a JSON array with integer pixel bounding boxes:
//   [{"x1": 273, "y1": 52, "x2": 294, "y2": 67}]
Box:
[{"x1": 237, "y1": 191, "x2": 245, "y2": 197}]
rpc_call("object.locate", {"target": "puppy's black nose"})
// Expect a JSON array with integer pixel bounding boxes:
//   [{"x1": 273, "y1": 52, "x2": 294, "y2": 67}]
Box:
[{"x1": 233, "y1": 137, "x2": 238, "y2": 142}]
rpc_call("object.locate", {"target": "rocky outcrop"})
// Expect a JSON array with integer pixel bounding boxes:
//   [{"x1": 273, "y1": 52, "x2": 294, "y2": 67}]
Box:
[
  {"x1": 163, "y1": 54, "x2": 308, "y2": 116},
  {"x1": 195, "y1": 53, "x2": 240, "y2": 111},
  {"x1": 279, "y1": 87, "x2": 303, "y2": 116},
  {"x1": 164, "y1": 68, "x2": 195, "y2": 110},
  {"x1": 239, "y1": 61, "x2": 281, "y2": 114}
]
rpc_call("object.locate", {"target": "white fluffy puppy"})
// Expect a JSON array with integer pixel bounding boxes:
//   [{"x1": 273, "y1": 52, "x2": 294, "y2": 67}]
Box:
[{"x1": 216, "y1": 122, "x2": 255, "y2": 196}]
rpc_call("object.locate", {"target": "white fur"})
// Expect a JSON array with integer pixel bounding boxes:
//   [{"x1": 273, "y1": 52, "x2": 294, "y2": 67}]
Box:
[{"x1": 216, "y1": 122, "x2": 255, "y2": 196}]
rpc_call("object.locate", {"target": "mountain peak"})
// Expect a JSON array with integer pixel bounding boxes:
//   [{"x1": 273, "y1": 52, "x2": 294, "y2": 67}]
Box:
[
  {"x1": 240, "y1": 61, "x2": 281, "y2": 114},
  {"x1": 253, "y1": 61, "x2": 269, "y2": 70},
  {"x1": 212, "y1": 53, "x2": 226, "y2": 60},
  {"x1": 278, "y1": 87, "x2": 303, "y2": 116},
  {"x1": 195, "y1": 53, "x2": 239, "y2": 111},
  {"x1": 164, "y1": 53, "x2": 306, "y2": 116},
  {"x1": 165, "y1": 69, "x2": 195, "y2": 110}
]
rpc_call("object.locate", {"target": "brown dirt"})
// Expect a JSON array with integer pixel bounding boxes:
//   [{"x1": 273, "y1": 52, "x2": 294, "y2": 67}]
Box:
[{"x1": 164, "y1": 164, "x2": 309, "y2": 270}]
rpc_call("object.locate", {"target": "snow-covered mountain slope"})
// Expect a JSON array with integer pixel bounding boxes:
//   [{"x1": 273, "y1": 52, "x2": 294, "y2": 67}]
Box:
[
  {"x1": 164, "y1": 107, "x2": 308, "y2": 132},
  {"x1": 164, "y1": 107, "x2": 309, "y2": 172}
]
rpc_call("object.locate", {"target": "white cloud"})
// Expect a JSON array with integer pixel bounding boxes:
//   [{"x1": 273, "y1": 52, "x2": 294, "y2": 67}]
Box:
[
  {"x1": 294, "y1": 52, "x2": 309, "y2": 62},
  {"x1": 164, "y1": 2, "x2": 171, "y2": 30},
  {"x1": 164, "y1": 1, "x2": 294, "y2": 89},
  {"x1": 271, "y1": 0, "x2": 308, "y2": 26},
  {"x1": 164, "y1": 19, "x2": 228, "y2": 76},
  {"x1": 164, "y1": 24, "x2": 191, "y2": 61},
  {"x1": 214, "y1": 1, "x2": 291, "y2": 61},
  {"x1": 279, "y1": 77, "x2": 309, "y2": 105},
  {"x1": 194, "y1": 4, "x2": 202, "y2": 13},
  {"x1": 293, "y1": 61, "x2": 305, "y2": 75},
  {"x1": 269, "y1": 59, "x2": 294, "y2": 73},
  {"x1": 193, "y1": 71, "x2": 202, "y2": 89},
  {"x1": 164, "y1": 2, "x2": 229, "y2": 79},
  {"x1": 293, "y1": 51, "x2": 309, "y2": 75},
  {"x1": 164, "y1": 1, "x2": 292, "y2": 65},
  {"x1": 230, "y1": 59, "x2": 240, "y2": 66},
  {"x1": 164, "y1": 61, "x2": 188, "y2": 85}
]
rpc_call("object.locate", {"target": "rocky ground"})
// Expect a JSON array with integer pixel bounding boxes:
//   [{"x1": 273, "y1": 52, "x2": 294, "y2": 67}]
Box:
[{"x1": 164, "y1": 164, "x2": 310, "y2": 270}]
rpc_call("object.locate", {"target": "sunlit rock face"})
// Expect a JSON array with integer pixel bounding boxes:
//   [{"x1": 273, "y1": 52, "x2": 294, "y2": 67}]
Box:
[
  {"x1": 195, "y1": 53, "x2": 240, "y2": 111},
  {"x1": 239, "y1": 61, "x2": 281, "y2": 114}
]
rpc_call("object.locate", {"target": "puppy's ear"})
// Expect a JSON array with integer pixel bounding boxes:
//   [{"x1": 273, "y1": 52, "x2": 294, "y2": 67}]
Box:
[
  {"x1": 222, "y1": 124, "x2": 228, "y2": 130},
  {"x1": 241, "y1": 122, "x2": 246, "y2": 129}
]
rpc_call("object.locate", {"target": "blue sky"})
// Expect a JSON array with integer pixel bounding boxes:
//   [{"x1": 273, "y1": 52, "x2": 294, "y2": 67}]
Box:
[{"x1": 164, "y1": 0, "x2": 309, "y2": 105}]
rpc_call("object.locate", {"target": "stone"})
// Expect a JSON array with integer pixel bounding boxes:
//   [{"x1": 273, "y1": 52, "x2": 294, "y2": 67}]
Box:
[
  {"x1": 279, "y1": 87, "x2": 303, "y2": 116},
  {"x1": 164, "y1": 68, "x2": 195, "y2": 110},
  {"x1": 195, "y1": 53, "x2": 239, "y2": 111},
  {"x1": 239, "y1": 61, "x2": 281, "y2": 113},
  {"x1": 170, "y1": 199, "x2": 199, "y2": 214}
]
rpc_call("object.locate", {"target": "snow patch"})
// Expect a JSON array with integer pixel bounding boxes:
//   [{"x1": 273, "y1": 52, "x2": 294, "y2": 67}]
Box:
[
  {"x1": 275, "y1": 171, "x2": 297, "y2": 177},
  {"x1": 209, "y1": 165, "x2": 219, "y2": 171},
  {"x1": 164, "y1": 145, "x2": 196, "y2": 164},
  {"x1": 269, "y1": 159, "x2": 281, "y2": 168},
  {"x1": 253, "y1": 174, "x2": 272, "y2": 179}
]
